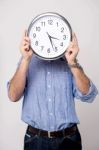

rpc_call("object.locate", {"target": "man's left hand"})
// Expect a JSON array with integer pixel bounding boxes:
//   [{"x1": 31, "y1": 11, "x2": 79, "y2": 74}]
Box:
[{"x1": 65, "y1": 33, "x2": 79, "y2": 65}]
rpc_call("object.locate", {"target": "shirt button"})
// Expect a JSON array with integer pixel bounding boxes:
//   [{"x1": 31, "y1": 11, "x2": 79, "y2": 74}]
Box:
[
  {"x1": 48, "y1": 85, "x2": 51, "y2": 88},
  {"x1": 48, "y1": 98, "x2": 51, "y2": 101},
  {"x1": 51, "y1": 126, "x2": 54, "y2": 129},
  {"x1": 48, "y1": 98, "x2": 51, "y2": 102},
  {"x1": 49, "y1": 113, "x2": 53, "y2": 116},
  {"x1": 47, "y1": 72, "x2": 50, "y2": 75}
]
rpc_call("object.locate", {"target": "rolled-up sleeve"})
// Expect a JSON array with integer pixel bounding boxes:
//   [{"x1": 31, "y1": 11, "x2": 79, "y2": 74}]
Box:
[{"x1": 73, "y1": 78, "x2": 98, "y2": 103}]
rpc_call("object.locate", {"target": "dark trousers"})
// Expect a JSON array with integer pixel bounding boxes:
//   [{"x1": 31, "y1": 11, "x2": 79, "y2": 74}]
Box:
[{"x1": 24, "y1": 126, "x2": 82, "y2": 150}]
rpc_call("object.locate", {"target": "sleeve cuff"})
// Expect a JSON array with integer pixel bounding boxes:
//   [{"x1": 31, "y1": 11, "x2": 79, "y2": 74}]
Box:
[{"x1": 74, "y1": 80, "x2": 98, "y2": 102}]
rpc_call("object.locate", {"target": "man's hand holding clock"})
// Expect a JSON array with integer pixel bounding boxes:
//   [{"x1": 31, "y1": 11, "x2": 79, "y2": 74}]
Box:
[
  {"x1": 65, "y1": 33, "x2": 80, "y2": 66},
  {"x1": 20, "y1": 30, "x2": 33, "y2": 62}
]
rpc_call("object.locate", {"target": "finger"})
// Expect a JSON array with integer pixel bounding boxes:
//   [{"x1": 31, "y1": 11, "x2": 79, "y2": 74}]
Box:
[
  {"x1": 72, "y1": 32, "x2": 76, "y2": 42},
  {"x1": 68, "y1": 42, "x2": 76, "y2": 50},
  {"x1": 67, "y1": 41, "x2": 73, "y2": 49},
  {"x1": 67, "y1": 45, "x2": 79, "y2": 53},
  {"x1": 22, "y1": 30, "x2": 29, "y2": 39},
  {"x1": 24, "y1": 36, "x2": 30, "y2": 42},
  {"x1": 69, "y1": 42, "x2": 74, "y2": 47},
  {"x1": 66, "y1": 47, "x2": 73, "y2": 53},
  {"x1": 73, "y1": 33, "x2": 78, "y2": 45},
  {"x1": 66, "y1": 50, "x2": 73, "y2": 56},
  {"x1": 25, "y1": 30, "x2": 28, "y2": 37},
  {"x1": 22, "y1": 30, "x2": 26, "y2": 38},
  {"x1": 23, "y1": 41, "x2": 30, "y2": 46},
  {"x1": 23, "y1": 44, "x2": 30, "y2": 50}
]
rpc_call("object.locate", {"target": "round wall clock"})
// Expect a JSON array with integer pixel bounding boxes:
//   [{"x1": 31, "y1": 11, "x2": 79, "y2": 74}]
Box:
[{"x1": 28, "y1": 12, "x2": 72, "y2": 60}]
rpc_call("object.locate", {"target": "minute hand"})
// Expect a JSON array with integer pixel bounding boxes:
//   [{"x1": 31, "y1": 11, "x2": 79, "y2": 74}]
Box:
[{"x1": 46, "y1": 32, "x2": 54, "y2": 49}]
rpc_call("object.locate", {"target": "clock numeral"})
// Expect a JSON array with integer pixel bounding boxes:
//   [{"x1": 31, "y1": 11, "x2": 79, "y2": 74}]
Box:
[
  {"x1": 48, "y1": 20, "x2": 53, "y2": 25},
  {"x1": 61, "y1": 27, "x2": 64, "y2": 33},
  {"x1": 41, "y1": 22, "x2": 45, "y2": 26},
  {"x1": 63, "y1": 35, "x2": 66, "y2": 40},
  {"x1": 60, "y1": 42, "x2": 63, "y2": 46},
  {"x1": 47, "y1": 48, "x2": 50, "y2": 53},
  {"x1": 33, "y1": 33, "x2": 36, "y2": 38},
  {"x1": 56, "y1": 22, "x2": 59, "y2": 27},
  {"x1": 36, "y1": 27, "x2": 41, "y2": 32},
  {"x1": 41, "y1": 46, "x2": 44, "y2": 50},
  {"x1": 35, "y1": 41, "x2": 38, "y2": 46}
]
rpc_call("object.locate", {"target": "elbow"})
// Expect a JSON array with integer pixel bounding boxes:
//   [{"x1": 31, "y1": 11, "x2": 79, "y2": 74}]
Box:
[
  {"x1": 80, "y1": 88, "x2": 89, "y2": 95},
  {"x1": 78, "y1": 82, "x2": 90, "y2": 95},
  {"x1": 77, "y1": 87, "x2": 89, "y2": 96},
  {"x1": 7, "y1": 81, "x2": 23, "y2": 102},
  {"x1": 8, "y1": 91, "x2": 20, "y2": 102}
]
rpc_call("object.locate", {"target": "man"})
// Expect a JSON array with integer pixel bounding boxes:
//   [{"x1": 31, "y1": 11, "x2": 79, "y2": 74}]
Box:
[{"x1": 8, "y1": 30, "x2": 98, "y2": 150}]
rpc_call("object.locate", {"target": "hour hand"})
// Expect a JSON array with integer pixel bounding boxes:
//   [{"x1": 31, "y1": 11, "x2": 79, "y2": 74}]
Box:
[
  {"x1": 46, "y1": 32, "x2": 59, "y2": 40},
  {"x1": 50, "y1": 36, "x2": 59, "y2": 40}
]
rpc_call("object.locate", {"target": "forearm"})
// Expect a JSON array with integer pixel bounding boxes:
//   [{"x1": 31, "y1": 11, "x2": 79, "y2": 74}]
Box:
[
  {"x1": 70, "y1": 67, "x2": 90, "y2": 95},
  {"x1": 65, "y1": 33, "x2": 92, "y2": 95},
  {"x1": 8, "y1": 58, "x2": 30, "y2": 102}
]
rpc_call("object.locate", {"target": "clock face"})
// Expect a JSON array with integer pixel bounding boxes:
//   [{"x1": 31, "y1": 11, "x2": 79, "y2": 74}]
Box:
[{"x1": 28, "y1": 12, "x2": 72, "y2": 60}]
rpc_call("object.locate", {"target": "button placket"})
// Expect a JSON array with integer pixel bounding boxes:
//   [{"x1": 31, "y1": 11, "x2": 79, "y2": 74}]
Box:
[{"x1": 47, "y1": 61, "x2": 54, "y2": 130}]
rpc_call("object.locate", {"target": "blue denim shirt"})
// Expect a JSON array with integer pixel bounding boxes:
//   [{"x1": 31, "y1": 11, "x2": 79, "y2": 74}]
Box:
[{"x1": 12, "y1": 55, "x2": 98, "y2": 131}]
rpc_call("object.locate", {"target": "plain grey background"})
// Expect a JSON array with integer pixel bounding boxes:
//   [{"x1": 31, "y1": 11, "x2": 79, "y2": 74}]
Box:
[{"x1": 0, "y1": 0, "x2": 99, "y2": 149}]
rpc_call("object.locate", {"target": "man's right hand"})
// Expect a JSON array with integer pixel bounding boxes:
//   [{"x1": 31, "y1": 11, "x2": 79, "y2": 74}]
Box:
[{"x1": 20, "y1": 30, "x2": 33, "y2": 61}]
